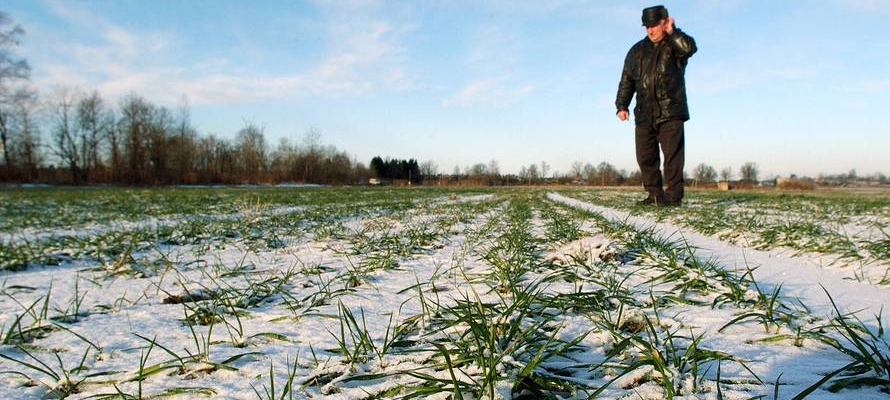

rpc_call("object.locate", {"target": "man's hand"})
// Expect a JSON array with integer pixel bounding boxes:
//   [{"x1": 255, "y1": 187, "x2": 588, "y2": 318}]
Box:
[
  {"x1": 617, "y1": 110, "x2": 629, "y2": 121},
  {"x1": 663, "y1": 16, "x2": 674, "y2": 34}
]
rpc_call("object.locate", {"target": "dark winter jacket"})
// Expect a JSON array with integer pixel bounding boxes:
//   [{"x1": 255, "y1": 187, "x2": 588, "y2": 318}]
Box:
[{"x1": 616, "y1": 29, "x2": 697, "y2": 126}]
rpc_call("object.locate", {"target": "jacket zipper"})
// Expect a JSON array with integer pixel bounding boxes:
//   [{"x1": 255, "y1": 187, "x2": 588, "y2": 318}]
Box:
[{"x1": 649, "y1": 41, "x2": 662, "y2": 121}]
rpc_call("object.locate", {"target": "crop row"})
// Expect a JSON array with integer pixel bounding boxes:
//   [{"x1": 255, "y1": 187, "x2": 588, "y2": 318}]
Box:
[
  {"x1": 0, "y1": 187, "x2": 490, "y2": 233},
  {"x1": 562, "y1": 189, "x2": 890, "y2": 278}
]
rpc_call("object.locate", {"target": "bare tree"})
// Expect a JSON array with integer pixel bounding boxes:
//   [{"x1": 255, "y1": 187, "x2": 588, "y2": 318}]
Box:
[
  {"x1": 105, "y1": 110, "x2": 124, "y2": 183},
  {"x1": 540, "y1": 160, "x2": 550, "y2": 180},
  {"x1": 527, "y1": 163, "x2": 539, "y2": 185},
  {"x1": 0, "y1": 103, "x2": 12, "y2": 176},
  {"x1": 235, "y1": 121, "x2": 267, "y2": 182},
  {"x1": 596, "y1": 162, "x2": 620, "y2": 186},
  {"x1": 740, "y1": 162, "x2": 759, "y2": 183},
  {"x1": 352, "y1": 161, "x2": 371, "y2": 184},
  {"x1": 0, "y1": 12, "x2": 31, "y2": 177},
  {"x1": 146, "y1": 106, "x2": 175, "y2": 184},
  {"x1": 720, "y1": 166, "x2": 733, "y2": 181},
  {"x1": 267, "y1": 128, "x2": 356, "y2": 184},
  {"x1": 9, "y1": 88, "x2": 41, "y2": 180},
  {"x1": 299, "y1": 127, "x2": 322, "y2": 182},
  {"x1": 168, "y1": 97, "x2": 196, "y2": 183},
  {"x1": 48, "y1": 87, "x2": 85, "y2": 183},
  {"x1": 692, "y1": 163, "x2": 717, "y2": 185},
  {"x1": 582, "y1": 163, "x2": 597, "y2": 184},
  {"x1": 52, "y1": 88, "x2": 119, "y2": 183},
  {"x1": 420, "y1": 160, "x2": 438, "y2": 180},
  {"x1": 469, "y1": 163, "x2": 486, "y2": 178},
  {"x1": 76, "y1": 91, "x2": 113, "y2": 182},
  {"x1": 195, "y1": 134, "x2": 226, "y2": 182},
  {"x1": 118, "y1": 95, "x2": 155, "y2": 184},
  {"x1": 320, "y1": 144, "x2": 353, "y2": 184},
  {"x1": 570, "y1": 161, "x2": 584, "y2": 179},
  {"x1": 487, "y1": 159, "x2": 500, "y2": 177},
  {"x1": 195, "y1": 134, "x2": 235, "y2": 183},
  {"x1": 269, "y1": 137, "x2": 294, "y2": 181}
]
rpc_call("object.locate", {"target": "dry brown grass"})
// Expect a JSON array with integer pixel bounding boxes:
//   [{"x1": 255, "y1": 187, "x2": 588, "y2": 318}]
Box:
[{"x1": 777, "y1": 177, "x2": 816, "y2": 190}]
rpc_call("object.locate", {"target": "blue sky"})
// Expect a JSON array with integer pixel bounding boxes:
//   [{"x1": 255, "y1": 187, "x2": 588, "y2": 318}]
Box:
[{"x1": 5, "y1": 0, "x2": 890, "y2": 178}]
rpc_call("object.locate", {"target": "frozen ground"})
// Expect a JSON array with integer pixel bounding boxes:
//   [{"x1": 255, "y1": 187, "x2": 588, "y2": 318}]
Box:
[{"x1": 1, "y1": 189, "x2": 888, "y2": 399}]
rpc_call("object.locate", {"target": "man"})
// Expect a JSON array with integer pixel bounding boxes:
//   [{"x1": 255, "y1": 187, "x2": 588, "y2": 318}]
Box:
[{"x1": 616, "y1": 5, "x2": 697, "y2": 206}]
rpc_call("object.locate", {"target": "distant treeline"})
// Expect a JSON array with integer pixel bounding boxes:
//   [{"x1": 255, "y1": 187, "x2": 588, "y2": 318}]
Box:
[
  {"x1": 0, "y1": 89, "x2": 375, "y2": 185},
  {"x1": 370, "y1": 157, "x2": 421, "y2": 184},
  {"x1": 0, "y1": 12, "x2": 375, "y2": 186}
]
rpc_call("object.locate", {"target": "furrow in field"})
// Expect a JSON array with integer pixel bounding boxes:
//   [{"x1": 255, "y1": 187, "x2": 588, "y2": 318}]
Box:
[{"x1": 549, "y1": 191, "x2": 890, "y2": 330}]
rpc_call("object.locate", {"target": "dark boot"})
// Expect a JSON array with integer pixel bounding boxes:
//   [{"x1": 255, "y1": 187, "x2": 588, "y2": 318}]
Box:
[
  {"x1": 661, "y1": 198, "x2": 682, "y2": 207},
  {"x1": 636, "y1": 195, "x2": 663, "y2": 206}
]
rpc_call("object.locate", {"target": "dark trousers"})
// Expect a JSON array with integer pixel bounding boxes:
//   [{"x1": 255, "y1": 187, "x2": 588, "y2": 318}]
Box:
[{"x1": 635, "y1": 119, "x2": 685, "y2": 202}]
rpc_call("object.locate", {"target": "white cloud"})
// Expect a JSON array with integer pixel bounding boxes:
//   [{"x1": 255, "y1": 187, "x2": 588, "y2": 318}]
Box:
[
  {"x1": 303, "y1": 19, "x2": 415, "y2": 95},
  {"x1": 35, "y1": 1, "x2": 181, "y2": 100},
  {"x1": 444, "y1": 77, "x2": 501, "y2": 106},
  {"x1": 443, "y1": 75, "x2": 536, "y2": 107},
  {"x1": 440, "y1": 21, "x2": 539, "y2": 108},
  {"x1": 170, "y1": 17, "x2": 416, "y2": 104},
  {"x1": 32, "y1": 0, "x2": 416, "y2": 107}
]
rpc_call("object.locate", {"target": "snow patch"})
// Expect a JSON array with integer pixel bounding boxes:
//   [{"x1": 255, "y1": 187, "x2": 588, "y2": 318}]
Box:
[{"x1": 544, "y1": 236, "x2": 620, "y2": 265}]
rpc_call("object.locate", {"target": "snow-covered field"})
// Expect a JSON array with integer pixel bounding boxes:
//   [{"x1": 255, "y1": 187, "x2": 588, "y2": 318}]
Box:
[{"x1": 1, "y1": 187, "x2": 889, "y2": 399}]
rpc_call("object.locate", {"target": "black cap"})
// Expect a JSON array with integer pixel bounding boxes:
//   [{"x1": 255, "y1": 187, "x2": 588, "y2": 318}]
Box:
[{"x1": 641, "y1": 5, "x2": 668, "y2": 26}]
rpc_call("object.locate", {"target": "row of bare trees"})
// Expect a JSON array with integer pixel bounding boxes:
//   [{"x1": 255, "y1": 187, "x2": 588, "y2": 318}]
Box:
[
  {"x1": 437, "y1": 160, "x2": 640, "y2": 186},
  {"x1": 1, "y1": 12, "x2": 373, "y2": 186},
  {"x1": 1, "y1": 87, "x2": 369, "y2": 185},
  {"x1": 691, "y1": 162, "x2": 759, "y2": 185}
]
